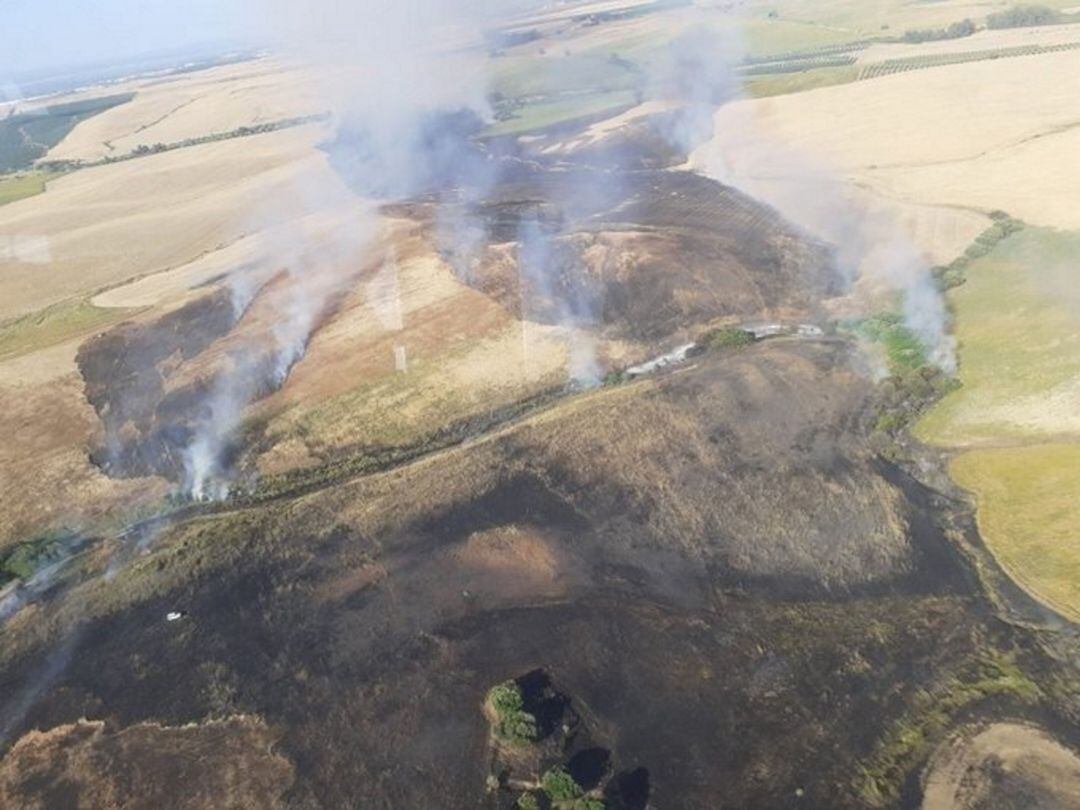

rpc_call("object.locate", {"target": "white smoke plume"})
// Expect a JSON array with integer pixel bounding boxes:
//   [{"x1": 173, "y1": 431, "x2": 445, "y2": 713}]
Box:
[
  {"x1": 689, "y1": 101, "x2": 957, "y2": 371},
  {"x1": 179, "y1": 1, "x2": 504, "y2": 499},
  {"x1": 626, "y1": 16, "x2": 957, "y2": 371},
  {"x1": 516, "y1": 217, "x2": 602, "y2": 388}
]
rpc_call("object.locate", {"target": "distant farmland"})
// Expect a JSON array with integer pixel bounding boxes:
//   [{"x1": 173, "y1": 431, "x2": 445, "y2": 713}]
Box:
[
  {"x1": 858, "y1": 40, "x2": 1080, "y2": 79},
  {"x1": 0, "y1": 93, "x2": 134, "y2": 172}
]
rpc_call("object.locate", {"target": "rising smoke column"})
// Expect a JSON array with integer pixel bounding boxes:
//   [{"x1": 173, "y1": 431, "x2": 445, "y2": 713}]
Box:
[
  {"x1": 691, "y1": 109, "x2": 957, "y2": 371},
  {"x1": 657, "y1": 21, "x2": 957, "y2": 371},
  {"x1": 180, "y1": 1, "x2": 502, "y2": 499},
  {"x1": 516, "y1": 217, "x2": 603, "y2": 387}
]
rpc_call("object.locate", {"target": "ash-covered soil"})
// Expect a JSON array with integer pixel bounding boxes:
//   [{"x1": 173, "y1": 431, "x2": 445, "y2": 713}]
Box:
[
  {"x1": 77, "y1": 289, "x2": 238, "y2": 480},
  {"x1": 405, "y1": 165, "x2": 837, "y2": 343},
  {"x1": 0, "y1": 715, "x2": 293, "y2": 809},
  {"x1": 3, "y1": 108, "x2": 1078, "y2": 810},
  {"x1": 2, "y1": 340, "x2": 1077, "y2": 808}
]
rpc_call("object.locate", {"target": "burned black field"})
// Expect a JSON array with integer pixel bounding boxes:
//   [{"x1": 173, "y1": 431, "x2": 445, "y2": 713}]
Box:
[
  {"x1": 2, "y1": 115, "x2": 1078, "y2": 810},
  {"x1": 3, "y1": 341, "x2": 1079, "y2": 808}
]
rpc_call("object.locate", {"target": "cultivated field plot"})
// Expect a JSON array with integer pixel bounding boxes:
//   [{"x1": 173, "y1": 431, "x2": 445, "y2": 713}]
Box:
[
  {"x1": 696, "y1": 46, "x2": 1080, "y2": 230},
  {"x1": 917, "y1": 228, "x2": 1080, "y2": 444},
  {"x1": 858, "y1": 40, "x2": 1080, "y2": 79},
  {"x1": 0, "y1": 123, "x2": 332, "y2": 321},
  {"x1": 950, "y1": 445, "x2": 1080, "y2": 623},
  {"x1": 0, "y1": 172, "x2": 51, "y2": 207},
  {"x1": 0, "y1": 93, "x2": 133, "y2": 171},
  {"x1": 760, "y1": 0, "x2": 1078, "y2": 36},
  {"x1": 856, "y1": 19, "x2": 1080, "y2": 64},
  {"x1": 917, "y1": 227, "x2": 1080, "y2": 621},
  {"x1": 43, "y1": 59, "x2": 324, "y2": 164}
]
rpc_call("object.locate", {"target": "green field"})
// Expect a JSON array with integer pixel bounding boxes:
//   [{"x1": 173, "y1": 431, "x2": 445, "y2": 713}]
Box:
[
  {"x1": 0, "y1": 299, "x2": 136, "y2": 361},
  {"x1": 0, "y1": 171, "x2": 50, "y2": 206},
  {"x1": 917, "y1": 226, "x2": 1080, "y2": 620},
  {"x1": 951, "y1": 445, "x2": 1080, "y2": 622},
  {"x1": 485, "y1": 9, "x2": 867, "y2": 135},
  {"x1": 0, "y1": 93, "x2": 134, "y2": 172},
  {"x1": 917, "y1": 227, "x2": 1080, "y2": 446},
  {"x1": 486, "y1": 90, "x2": 639, "y2": 136},
  {"x1": 757, "y1": 0, "x2": 1080, "y2": 34}
]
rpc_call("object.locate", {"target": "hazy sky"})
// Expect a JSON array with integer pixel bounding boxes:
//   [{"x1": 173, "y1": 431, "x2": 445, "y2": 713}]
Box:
[{"x1": 1, "y1": 0, "x2": 254, "y2": 77}]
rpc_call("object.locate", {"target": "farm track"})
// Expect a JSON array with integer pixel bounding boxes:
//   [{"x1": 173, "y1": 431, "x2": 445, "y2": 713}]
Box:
[{"x1": 864, "y1": 117, "x2": 1080, "y2": 171}]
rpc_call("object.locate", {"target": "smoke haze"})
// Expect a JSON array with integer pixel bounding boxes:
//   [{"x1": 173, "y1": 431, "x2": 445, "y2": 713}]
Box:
[{"x1": 690, "y1": 102, "x2": 957, "y2": 371}]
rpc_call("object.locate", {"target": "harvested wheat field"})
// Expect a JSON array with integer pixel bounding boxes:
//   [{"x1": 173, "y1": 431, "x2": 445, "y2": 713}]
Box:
[
  {"x1": 44, "y1": 59, "x2": 326, "y2": 163},
  {"x1": 695, "y1": 47, "x2": 1080, "y2": 229},
  {"x1": 0, "y1": 123, "x2": 334, "y2": 321}
]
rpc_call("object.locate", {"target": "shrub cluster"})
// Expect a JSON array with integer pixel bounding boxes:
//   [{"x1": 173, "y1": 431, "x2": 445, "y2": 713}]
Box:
[
  {"x1": 932, "y1": 213, "x2": 1024, "y2": 291},
  {"x1": 532, "y1": 766, "x2": 606, "y2": 809},
  {"x1": 487, "y1": 681, "x2": 538, "y2": 745},
  {"x1": 700, "y1": 326, "x2": 755, "y2": 350},
  {"x1": 851, "y1": 313, "x2": 928, "y2": 372},
  {"x1": 987, "y1": 5, "x2": 1064, "y2": 29},
  {"x1": 0, "y1": 530, "x2": 76, "y2": 585},
  {"x1": 844, "y1": 314, "x2": 961, "y2": 462},
  {"x1": 903, "y1": 18, "x2": 976, "y2": 43}
]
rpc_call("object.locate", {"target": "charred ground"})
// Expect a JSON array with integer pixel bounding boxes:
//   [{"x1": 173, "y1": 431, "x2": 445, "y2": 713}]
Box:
[
  {"x1": 3, "y1": 340, "x2": 1078, "y2": 808},
  {"x1": 1, "y1": 104, "x2": 1078, "y2": 810}
]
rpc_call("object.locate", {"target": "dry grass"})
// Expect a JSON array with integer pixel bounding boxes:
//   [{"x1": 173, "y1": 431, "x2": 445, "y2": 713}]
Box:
[
  {"x1": 0, "y1": 370, "x2": 169, "y2": 549},
  {"x1": 922, "y1": 722, "x2": 1080, "y2": 810},
  {"x1": 46, "y1": 59, "x2": 325, "y2": 163},
  {"x1": 256, "y1": 246, "x2": 599, "y2": 474},
  {"x1": 693, "y1": 47, "x2": 1080, "y2": 229},
  {"x1": 0, "y1": 123, "x2": 334, "y2": 321}
]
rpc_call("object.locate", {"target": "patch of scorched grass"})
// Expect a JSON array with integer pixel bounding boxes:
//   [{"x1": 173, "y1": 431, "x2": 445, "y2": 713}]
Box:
[
  {"x1": 950, "y1": 444, "x2": 1080, "y2": 623},
  {"x1": 916, "y1": 226, "x2": 1080, "y2": 447}
]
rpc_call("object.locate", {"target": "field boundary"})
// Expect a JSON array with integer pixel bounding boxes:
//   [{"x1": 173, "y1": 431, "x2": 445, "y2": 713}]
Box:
[{"x1": 857, "y1": 40, "x2": 1080, "y2": 80}]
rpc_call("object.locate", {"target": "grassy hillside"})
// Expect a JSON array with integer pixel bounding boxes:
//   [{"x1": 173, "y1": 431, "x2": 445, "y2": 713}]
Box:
[
  {"x1": 0, "y1": 298, "x2": 136, "y2": 361},
  {"x1": 0, "y1": 172, "x2": 49, "y2": 206}
]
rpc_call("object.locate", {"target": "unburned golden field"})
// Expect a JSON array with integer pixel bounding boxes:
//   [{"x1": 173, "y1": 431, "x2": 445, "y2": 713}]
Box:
[{"x1": 697, "y1": 46, "x2": 1080, "y2": 230}]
